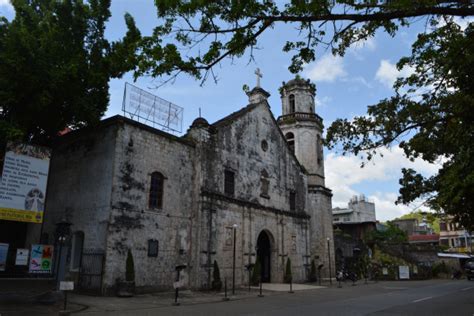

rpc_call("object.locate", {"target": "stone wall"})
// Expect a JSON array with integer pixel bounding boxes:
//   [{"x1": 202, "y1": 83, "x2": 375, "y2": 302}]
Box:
[
  {"x1": 198, "y1": 193, "x2": 310, "y2": 288},
  {"x1": 308, "y1": 186, "x2": 335, "y2": 279},
  {"x1": 192, "y1": 102, "x2": 311, "y2": 287},
  {"x1": 42, "y1": 122, "x2": 117, "y2": 253},
  {"x1": 103, "y1": 120, "x2": 196, "y2": 293},
  {"x1": 202, "y1": 103, "x2": 307, "y2": 210},
  {"x1": 42, "y1": 95, "x2": 335, "y2": 292}
]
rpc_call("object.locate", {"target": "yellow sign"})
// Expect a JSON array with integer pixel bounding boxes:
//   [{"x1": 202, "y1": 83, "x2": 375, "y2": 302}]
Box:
[
  {"x1": 0, "y1": 143, "x2": 50, "y2": 223},
  {"x1": 0, "y1": 207, "x2": 43, "y2": 223}
]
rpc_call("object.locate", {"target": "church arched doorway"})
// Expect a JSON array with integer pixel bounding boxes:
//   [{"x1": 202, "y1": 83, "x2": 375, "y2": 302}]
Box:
[{"x1": 256, "y1": 230, "x2": 272, "y2": 282}]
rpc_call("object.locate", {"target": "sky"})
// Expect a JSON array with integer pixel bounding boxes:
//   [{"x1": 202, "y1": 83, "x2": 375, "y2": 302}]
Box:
[{"x1": 1, "y1": 1, "x2": 457, "y2": 222}]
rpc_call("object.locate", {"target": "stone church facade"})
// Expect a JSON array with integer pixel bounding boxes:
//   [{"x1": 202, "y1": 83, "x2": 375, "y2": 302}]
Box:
[{"x1": 41, "y1": 78, "x2": 334, "y2": 294}]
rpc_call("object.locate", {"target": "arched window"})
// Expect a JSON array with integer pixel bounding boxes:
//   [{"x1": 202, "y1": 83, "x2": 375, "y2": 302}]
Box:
[
  {"x1": 286, "y1": 132, "x2": 295, "y2": 154},
  {"x1": 70, "y1": 231, "x2": 84, "y2": 271},
  {"x1": 224, "y1": 170, "x2": 235, "y2": 196},
  {"x1": 289, "y1": 191, "x2": 296, "y2": 211},
  {"x1": 149, "y1": 172, "x2": 165, "y2": 209},
  {"x1": 260, "y1": 169, "x2": 270, "y2": 198},
  {"x1": 289, "y1": 94, "x2": 295, "y2": 113}
]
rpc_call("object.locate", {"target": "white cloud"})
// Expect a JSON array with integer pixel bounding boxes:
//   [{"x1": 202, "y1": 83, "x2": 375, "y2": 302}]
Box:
[
  {"x1": 304, "y1": 55, "x2": 347, "y2": 82},
  {"x1": 369, "y1": 192, "x2": 406, "y2": 222},
  {"x1": 325, "y1": 146, "x2": 442, "y2": 221},
  {"x1": 434, "y1": 16, "x2": 473, "y2": 31},
  {"x1": 351, "y1": 37, "x2": 376, "y2": 51},
  {"x1": 348, "y1": 37, "x2": 376, "y2": 60},
  {"x1": 342, "y1": 76, "x2": 373, "y2": 92},
  {"x1": 315, "y1": 95, "x2": 332, "y2": 109},
  {"x1": 0, "y1": 0, "x2": 12, "y2": 9},
  {"x1": 375, "y1": 59, "x2": 413, "y2": 88}
]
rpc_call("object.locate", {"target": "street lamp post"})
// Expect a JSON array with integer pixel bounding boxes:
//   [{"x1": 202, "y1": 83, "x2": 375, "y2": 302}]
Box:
[
  {"x1": 327, "y1": 237, "x2": 332, "y2": 285},
  {"x1": 232, "y1": 224, "x2": 238, "y2": 295},
  {"x1": 55, "y1": 218, "x2": 72, "y2": 289}
]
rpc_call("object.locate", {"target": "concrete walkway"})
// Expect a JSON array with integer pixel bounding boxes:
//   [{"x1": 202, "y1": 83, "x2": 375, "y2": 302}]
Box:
[
  {"x1": 251, "y1": 283, "x2": 325, "y2": 291},
  {"x1": 0, "y1": 283, "x2": 327, "y2": 315},
  {"x1": 69, "y1": 283, "x2": 326, "y2": 314}
]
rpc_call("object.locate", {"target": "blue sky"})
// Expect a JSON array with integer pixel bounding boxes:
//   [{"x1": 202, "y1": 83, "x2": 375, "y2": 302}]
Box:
[{"x1": 1, "y1": 1, "x2": 452, "y2": 221}]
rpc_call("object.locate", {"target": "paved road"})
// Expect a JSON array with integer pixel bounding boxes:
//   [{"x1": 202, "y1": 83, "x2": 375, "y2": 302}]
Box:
[{"x1": 77, "y1": 279, "x2": 474, "y2": 316}]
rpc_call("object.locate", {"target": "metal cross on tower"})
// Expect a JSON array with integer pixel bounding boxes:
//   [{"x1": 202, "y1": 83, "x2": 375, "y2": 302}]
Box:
[{"x1": 255, "y1": 68, "x2": 263, "y2": 87}]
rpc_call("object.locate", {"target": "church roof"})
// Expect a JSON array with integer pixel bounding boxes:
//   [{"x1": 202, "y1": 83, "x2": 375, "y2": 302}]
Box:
[
  {"x1": 280, "y1": 77, "x2": 316, "y2": 95},
  {"x1": 210, "y1": 100, "x2": 310, "y2": 176},
  {"x1": 54, "y1": 115, "x2": 195, "y2": 148},
  {"x1": 211, "y1": 102, "x2": 263, "y2": 128},
  {"x1": 191, "y1": 117, "x2": 210, "y2": 128}
]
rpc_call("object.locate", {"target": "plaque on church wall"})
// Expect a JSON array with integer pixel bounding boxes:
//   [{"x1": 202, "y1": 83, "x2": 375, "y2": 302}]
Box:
[
  {"x1": 225, "y1": 227, "x2": 233, "y2": 246},
  {"x1": 291, "y1": 235, "x2": 297, "y2": 253}
]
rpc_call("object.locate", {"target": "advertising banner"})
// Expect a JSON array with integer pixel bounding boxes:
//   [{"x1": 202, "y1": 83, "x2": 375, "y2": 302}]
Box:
[
  {"x1": 0, "y1": 143, "x2": 50, "y2": 223},
  {"x1": 29, "y1": 244, "x2": 53, "y2": 274},
  {"x1": 15, "y1": 248, "x2": 29, "y2": 266},
  {"x1": 0, "y1": 243, "x2": 9, "y2": 271}
]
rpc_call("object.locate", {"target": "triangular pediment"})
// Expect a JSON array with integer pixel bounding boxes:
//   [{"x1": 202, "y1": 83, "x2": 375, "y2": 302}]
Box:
[{"x1": 211, "y1": 101, "x2": 305, "y2": 173}]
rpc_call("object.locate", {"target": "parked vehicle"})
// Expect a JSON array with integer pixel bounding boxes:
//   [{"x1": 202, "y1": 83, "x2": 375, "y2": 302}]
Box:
[
  {"x1": 336, "y1": 269, "x2": 358, "y2": 283},
  {"x1": 465, "y1": 260, "x2": 474, "y2": 281}
]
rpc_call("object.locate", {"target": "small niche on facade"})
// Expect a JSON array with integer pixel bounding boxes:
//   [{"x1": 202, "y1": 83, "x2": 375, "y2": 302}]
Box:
[
  {"x1": 261, "y1": 139, "x2": 268, "y2": 152},
  {"x1": 260, "y1": 169, "x2": 270, "y2": 199}
]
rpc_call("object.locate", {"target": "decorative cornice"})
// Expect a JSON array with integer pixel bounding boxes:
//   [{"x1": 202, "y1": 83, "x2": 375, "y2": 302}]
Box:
[
  {"x1": 308, "y1": 184, "x2": 333, "y2": 197},
  {"x1": 277, "y1": 112, "x2": 324, "y2": 129},
  {"x1": 201, "y1": 190, "x2": 310, "y2": 220}
]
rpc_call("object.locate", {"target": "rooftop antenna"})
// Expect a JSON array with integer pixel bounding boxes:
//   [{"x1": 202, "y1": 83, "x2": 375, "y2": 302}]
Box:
[{"x1": 199, "y1": 107, "x2": 202, "y2": 118}]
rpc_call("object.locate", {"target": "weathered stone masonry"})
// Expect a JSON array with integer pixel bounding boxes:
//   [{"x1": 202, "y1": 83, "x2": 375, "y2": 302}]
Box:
[{"x1": 42, "y1": 78, "x2": 335, "y2": 294}]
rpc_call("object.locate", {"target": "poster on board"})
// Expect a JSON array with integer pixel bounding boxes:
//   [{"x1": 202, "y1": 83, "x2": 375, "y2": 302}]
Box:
[
  {"x1": 15, "y1": 248, "x2": 29, "y2": 266},
  {"x1": 0, "y1": 143, "x2": 51, "y2": 223},
  {"x1": 399, "y1": 265, "x2": 410, "y2": 279},
  {"x1": 29, "y1": 244, "x2": 53, "y2": 274},
  {"x1": 0, "y1": 243, "x2": 9, "y2": 271}
]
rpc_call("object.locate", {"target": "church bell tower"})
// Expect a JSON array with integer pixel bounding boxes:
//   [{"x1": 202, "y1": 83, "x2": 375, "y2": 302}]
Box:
[
  {"x1": 277, "y1": 77, "x2": 325, "y2": 186},
  {"x1": 277, "y1": 77, "x2": 334, "y2": 281}
]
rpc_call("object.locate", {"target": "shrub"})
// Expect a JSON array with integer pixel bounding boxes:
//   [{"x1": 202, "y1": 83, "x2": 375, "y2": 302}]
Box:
[
  {"x1": 309, "y1": 259, "x2": 317, "y2": 282},
  {"x1": 211, "y1": 260, "x2": 222, "y2": 290},
  {"x1": 284, "y1": 258, "x2": 292, "y2": 283},
  {"x1": 125, "y1": 249, "x2": 135, "y2": 282},
  {"x1": 432, "y1": 261, "x2": 449, "y2": 277},
  {"x1": 251, "y1": 257, "x2": 261, "y2": 285}
]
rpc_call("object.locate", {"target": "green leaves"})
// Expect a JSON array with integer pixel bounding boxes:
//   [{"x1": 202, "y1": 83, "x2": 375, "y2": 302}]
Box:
[
  {"x1": 0, "y1": 0, "x2": 139, "y2": 146},
  {"x1": 132, "y1": 1, "x2": 474, "y2": 80},
  {"x1": 326, "y1": 20, "x2": 474, "y2": 229}
]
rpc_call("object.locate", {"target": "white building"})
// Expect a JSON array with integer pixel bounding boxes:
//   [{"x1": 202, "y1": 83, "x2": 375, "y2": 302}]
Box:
[{"x1": 332, "y1": 195, "x2": 376, "y2": 224}]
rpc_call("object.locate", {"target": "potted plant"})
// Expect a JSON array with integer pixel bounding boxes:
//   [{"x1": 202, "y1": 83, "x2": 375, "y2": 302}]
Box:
[
  {"x1": 284, "y1": 257, "x2": 292, "y2": 283},
  {"x1": 211, "y1": 260, "x2": 222, "y2": 291},
  {"x1": 251, "y1": 257, "x2": 261, "y2": 285},
  {"x1": 309, "y1": 259, "x2": 317, "y2": 282},
  {"x1": 117, "y1": 249, "x2": 136, "y2": 297}
]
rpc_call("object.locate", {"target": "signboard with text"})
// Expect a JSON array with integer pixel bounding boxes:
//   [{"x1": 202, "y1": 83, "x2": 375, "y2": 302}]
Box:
[
  {"x1": 399, "y1": 265, "x2": 410, "y2": 280},
  {"x1": 60, "y1": 281, "x2": 74, "y2": 291},
  {"x1": 0, "y1": 143, "x2": 50, "y2": 223},
  {"x1": 0, "y1": 243, "x2": 9, "y2": 271},
  {"x1": 29, "y1": 244, "x2": 53, "y2": 274}
]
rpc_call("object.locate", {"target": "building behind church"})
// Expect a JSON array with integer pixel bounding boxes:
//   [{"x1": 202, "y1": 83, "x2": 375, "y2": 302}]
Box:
[{"x1": 41, "y1": 78, "x2": 335, "y2": 294}]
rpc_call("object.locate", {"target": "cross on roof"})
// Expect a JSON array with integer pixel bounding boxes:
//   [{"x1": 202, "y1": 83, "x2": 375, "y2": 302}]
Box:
[{"x1": 255, "y1": 68, "x2": 263, "y2": 88}]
